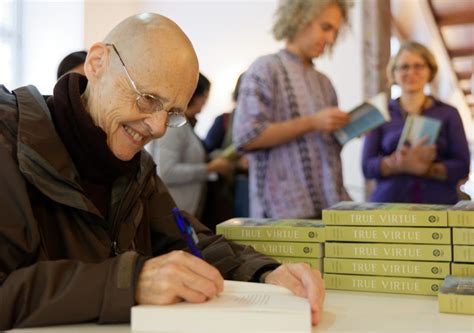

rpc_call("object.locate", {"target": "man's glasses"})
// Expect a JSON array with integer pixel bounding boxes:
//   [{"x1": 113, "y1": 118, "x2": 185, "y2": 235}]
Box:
[
  {"x1": 395, "y1": 63, "x2": 427, "y2": 73},
  {"x1": 106, "y1": 43, "x2": 187, "y2": 128}
]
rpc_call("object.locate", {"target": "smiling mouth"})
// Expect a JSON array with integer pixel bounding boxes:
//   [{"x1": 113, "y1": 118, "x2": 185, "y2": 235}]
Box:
[{"x1": 123, "y1": 125, "x2": 145, "y2": 144}]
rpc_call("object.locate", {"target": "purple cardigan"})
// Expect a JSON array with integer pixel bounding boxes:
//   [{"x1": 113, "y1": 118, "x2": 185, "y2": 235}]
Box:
[{"x1": 362, "y1": 98, "x2": 470, "y2": 204}]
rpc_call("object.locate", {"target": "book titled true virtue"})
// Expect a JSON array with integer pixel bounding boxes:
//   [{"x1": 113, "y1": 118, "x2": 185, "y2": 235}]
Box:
[
  {"x1": 333, "y1": 92, "x2": 390, "y2": 145},
  {"x1": 448, "y1": 201, "x2": 474, "y2": 227},
  {"x1": 438, "y1": 275, "x2": 474, "y2": 315},
  {"x1": 397, "y1": 114, "x2": 442, "y2": 149},
  {"x1": 131, "y1": 280, "x2": 311, "y2": 333},
  {"x1": 322, "y1": 202, "x2": 449, "y2": 227}
]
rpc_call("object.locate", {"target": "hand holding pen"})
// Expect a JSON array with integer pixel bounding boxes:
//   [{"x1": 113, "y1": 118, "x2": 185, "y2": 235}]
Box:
[{"x1": 134, "y1": 208, "x2": 223, "y2": 305}]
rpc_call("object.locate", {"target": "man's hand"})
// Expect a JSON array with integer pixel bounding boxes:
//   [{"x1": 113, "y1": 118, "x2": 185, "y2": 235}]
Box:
[
  {"x1": 309, "y1": 107, "x2": 350, "y2": 133},
  {"x1": 263, "y1": 263, "x2": 325, "y2": 326},
  {"x1": 135, "y1": 251, "x2": 224, "y2": 305}
]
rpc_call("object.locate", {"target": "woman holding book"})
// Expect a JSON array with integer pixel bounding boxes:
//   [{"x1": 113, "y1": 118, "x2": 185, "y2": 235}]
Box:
[
  {"x1": 233, "y1": 0, "x2": 352, "y2": 219},
  {"x1": 362, "y1": 41, "x2": 470, "y2": 204}
]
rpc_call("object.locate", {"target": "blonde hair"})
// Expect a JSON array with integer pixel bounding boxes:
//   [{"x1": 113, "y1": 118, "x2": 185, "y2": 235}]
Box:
[
  {"x1": 387, "y1": 41, "x2": 438, "y2": 85},
  {"x1": 272, "y1": 0, "x2": 351, "y2": 42}
]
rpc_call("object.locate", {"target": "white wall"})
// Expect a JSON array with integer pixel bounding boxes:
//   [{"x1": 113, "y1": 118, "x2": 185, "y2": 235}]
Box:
[{"x1": 21, "y1": 0, "x2": 84, "y2": 94}]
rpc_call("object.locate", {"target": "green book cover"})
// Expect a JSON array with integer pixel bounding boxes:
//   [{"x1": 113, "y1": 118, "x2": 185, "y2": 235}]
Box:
[
  {"x1": 324, "y1": 273, "x2": 442, "y2": 296},
  {"x1": 325, "y1": 242, "x2": 452, "y2": 261},
  {"x1": 448, "y1": 201, "x2": 474, "y2": 227},
  {"x1": 216, "y1": 218, "x2": 325, "y2": 243},
  {"x1": 454, "y1": 245, "x2": 474, "y2": 263},
  {"x1": 451, "y1": 263, "x2": 474, "y2": 277},
  {"x1": 438, "y1": 275, "x2": 474, "y2": 315},
  {"x1": 325, "y1": 226, "x2": 450, "y2": 244},
  {"x1": 453, "y1": 228, "x2": 474, "y2": 245},
  {"x1": 322, "y1": 202, "x2": 449, "y2": 227},
  {"x1": 272, "y1": 256, "x2": 323, "y2": 271},
  {"x1": 324, "y1": 258, "x2": 449, "y2": 278},
  {"x1": 235, "y1": 240, "x2": 323, "y2": 258}
]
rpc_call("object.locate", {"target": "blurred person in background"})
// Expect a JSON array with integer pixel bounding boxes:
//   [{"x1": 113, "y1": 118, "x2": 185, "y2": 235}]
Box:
[
  {"x1": 362, "y1": 41, "x2": 470, "y2": 204},
  {"x1": 233, "y1": 0, "x2": 352, "y2": 219},
  {"x1": 57, "y1": 50, "x2": 87, "y2": 79}
]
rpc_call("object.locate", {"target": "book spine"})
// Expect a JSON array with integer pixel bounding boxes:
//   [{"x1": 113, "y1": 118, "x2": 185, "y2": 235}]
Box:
[
  {"x1": 448, "y1": 211, "x2": 474, "y2": 227},
  {"x1": 324, "y1": 273, "x2": 442, "y2": 296},
  {"x1": 325, "y1": 242, "x2": 452, "y2": 261},
  {"x1": 324, "y1": 258, "x2": 449, "y2": 278},
  {"x1": 451, "y1": 263, "x2": 474, "y2": 277},
  {"x1": 235, "y1": 241, "x2": 323, "y2": 258},
  {"x1": 322, "y1": 210, "x2": 447, "y2": 227},
  {"x1": 216, "y1": 226, "x2": 325, "y2": 243},
  {"x1": 325, "y1": 226, "x2": 450, "y2": 244},
  {"x1": 438, "y1": 294, "x2": 474, "y2": 315},
  {"x1": 272, "y1": 256, "x2": 323, "y2": 271},
  {"x1": 453, "y1": 245, "x2": 474, "y2": 263},
  {"x1": 452, "y1": 228, "x2": 474, "y2": 245}
]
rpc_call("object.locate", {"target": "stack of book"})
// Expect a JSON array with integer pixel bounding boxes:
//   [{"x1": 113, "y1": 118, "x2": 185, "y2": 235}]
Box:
[
  {"x1": 322, "y1": 202, "x2": 451, "y2": 296},
  {"x1": 448, "y1": 201, "x2": 474, "y2": 277},
  {"x1": 216, "y1": 218, "x2": 325, "y2": 271}
]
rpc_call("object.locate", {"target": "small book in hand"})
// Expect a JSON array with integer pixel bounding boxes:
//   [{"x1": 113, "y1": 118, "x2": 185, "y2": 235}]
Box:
[
  {"x1": 131, "y1": 280, "x2": 311, "y2": 333},
  {"x1": 334, "y1": 92, "x2": 390, "y2": 145},
  {"x1": 397, "y1": 114, "x2": 441, "y2": 150}
]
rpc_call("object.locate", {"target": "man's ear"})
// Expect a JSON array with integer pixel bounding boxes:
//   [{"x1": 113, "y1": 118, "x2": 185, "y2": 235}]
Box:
[{"x1": 84, "y1": 42, "x2": 109, "y2": 84}]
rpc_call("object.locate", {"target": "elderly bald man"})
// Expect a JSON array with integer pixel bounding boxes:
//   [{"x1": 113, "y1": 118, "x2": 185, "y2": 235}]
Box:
[{"x1": 0, "y1": 13, "x2": 324, "y2": 330}]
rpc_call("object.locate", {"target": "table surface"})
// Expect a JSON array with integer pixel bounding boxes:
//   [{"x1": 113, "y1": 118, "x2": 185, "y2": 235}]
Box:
[{"x1": 7, "y1": 290, "x2": 474, "y2": 333}]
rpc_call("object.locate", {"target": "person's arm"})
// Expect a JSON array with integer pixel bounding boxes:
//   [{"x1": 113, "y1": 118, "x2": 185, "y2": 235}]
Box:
[
  {"x1": 431, "y1": 109, "x2": 470, "y2": 183},
  {"x1": 203, "y1": 115, "x2": 226, "y2": 153},
  {"x1": 0, "y1": 146, "x2": 143, "y2": 330},
  {"x1": 362, "y1": 127, "x2": 387, "y2": 179}
]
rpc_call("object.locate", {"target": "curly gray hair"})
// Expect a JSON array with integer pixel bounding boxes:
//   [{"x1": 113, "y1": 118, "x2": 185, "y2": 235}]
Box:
[{"x1": 272, "y1": 0, "x2": 351, "y2": 42}]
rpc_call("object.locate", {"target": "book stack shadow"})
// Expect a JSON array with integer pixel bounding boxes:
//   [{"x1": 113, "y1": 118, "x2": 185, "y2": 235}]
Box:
[
  {"x1": 216, "y1": 218, "x2": 325, "y2": 271},
  {"x1": 322, "y1": 202, "x2": 452, "y2": 296},
  {"x1": 438, "y1": 201, "x2": 474, "y2": 315}
]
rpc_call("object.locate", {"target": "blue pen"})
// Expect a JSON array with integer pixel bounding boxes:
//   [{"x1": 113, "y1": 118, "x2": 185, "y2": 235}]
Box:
[{"x1": 172, "y1": 207, "x2": 203, "y2": 259}]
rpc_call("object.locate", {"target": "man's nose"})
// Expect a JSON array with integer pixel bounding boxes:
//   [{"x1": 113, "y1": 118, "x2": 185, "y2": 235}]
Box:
[{"x1": 143, "y1": 112, "x2": 168, "y2": 139}]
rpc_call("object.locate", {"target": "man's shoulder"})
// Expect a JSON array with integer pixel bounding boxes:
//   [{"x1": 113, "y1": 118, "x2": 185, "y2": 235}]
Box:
[{"x1": 0, "y1": 85, "x2": 20, "y2": 156}]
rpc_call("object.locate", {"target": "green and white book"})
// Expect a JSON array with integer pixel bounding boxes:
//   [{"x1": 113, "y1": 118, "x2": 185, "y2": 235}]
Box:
[
  {"x1": 325, "y1": 242, "x2": 452, "y2": 261},
  {"x1": 272, "y1": 256, "x2": 323, "y2": 271},
  {"x1": 216, "y1": 218, "x2": 324, "y2": 243},
  {"x1": 453, "y1": 228, "x2": 474, "y2": 245},
  {"x1": 454, "y1": 245, "x2": 474, "y2": 263},
  {"x1": 438, "y1": 275, "x2": 474, "y2": 315},
  {"x1": 325, "y1": 226, "x2": 450, "y2": 244},
  {"x1": 235, "y1": 240, "x2": 324, "y2": 258},
  {"x1": 448, "y1": 201, "x2": 474, "y2": 227},
  {"x1": 322, "y1": 202, "x2": 449, "y2": 227},
  {"x1": 324, "y1": 258, "x2": 449, "y2": 278},
  {"x1": 325, "y1": 273, "x2": 442, "y2": 296},
  {"x1": 451, "y1": 263, "x2": 474, "y2": 277}
]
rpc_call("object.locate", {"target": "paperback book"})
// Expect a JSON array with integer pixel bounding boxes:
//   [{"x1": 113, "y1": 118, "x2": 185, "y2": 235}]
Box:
[
  {"x1": 324, "y1": 273, "x2": 442, "y2": 296},
  {"x1": 451, "y1": 263, "x2": 474, "y2": 277},
  {"x1": 453, "y1": 245, "x2": 474, "y2": 263},
  {"x1": 324, "y1": 257, "x2": 449, "y2": 278},
  {"x1": 132, "y1": 280, "x2": 311, "y2": 333},
  {"x1": 333, "y1": 92, "x2": 389, "y2": 145},
  {"x1": 322, "y1": 201, "x2": 449, "y2": 227},
  {"x1": 325, "y1": 226, "x2": 450, "y2": 244},
  {"x1": 324, "y1": 242, "x2": 452, "y2": 261},
  {"x1": 448, "y1": 201, "x2": 474, "y2": 227},
  {"x1": 236, "y1": 240, "x2": 324, "y2": 258},
  {"x1": 397, "y1": 114, "x2": 442, "y2": 149},
  {"x1": 438, "y1": 275, "x2": 474, "y2": 315},
  {"x1": 273, "y1": 256, "x2": 323, "y2": 271},
  {"x1": 216, "y1": 218, "x2": 325, "y2": 243},
  {"x1": 452, "y1": 228, "x2": 474, "y2": 245}
]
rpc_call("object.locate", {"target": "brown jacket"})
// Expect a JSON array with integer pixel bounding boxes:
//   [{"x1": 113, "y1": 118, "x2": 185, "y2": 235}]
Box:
[{"x1": 0, "y1": 85, "x2": 278, "y2": 330}]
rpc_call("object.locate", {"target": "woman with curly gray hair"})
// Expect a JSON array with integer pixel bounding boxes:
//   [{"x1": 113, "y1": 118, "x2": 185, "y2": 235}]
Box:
[{"x1": 233, "y1": 0, "x2": 352, "y2": 221}]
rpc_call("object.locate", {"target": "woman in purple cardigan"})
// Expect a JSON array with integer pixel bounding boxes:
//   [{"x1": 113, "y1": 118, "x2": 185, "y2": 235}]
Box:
[{"x1": 362, "y1": 41, "x2": 470, "y2": 204}]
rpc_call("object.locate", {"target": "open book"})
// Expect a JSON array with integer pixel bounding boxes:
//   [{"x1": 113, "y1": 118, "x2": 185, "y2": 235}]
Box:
[
  {"x1": 333, "y1": 92, "x2": 390, "y2": 145},
  {"x1": 131, "y1": 280, "x2": 311, "y2": 333},
  {"x1": 397, "y1": 114, "x2": 442, "y2": 150}
]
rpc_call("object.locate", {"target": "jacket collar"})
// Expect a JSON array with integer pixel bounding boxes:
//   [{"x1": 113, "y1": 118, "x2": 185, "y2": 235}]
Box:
[{"x1": 14, "y1": 85, "x2": 155, "y2": 217}]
